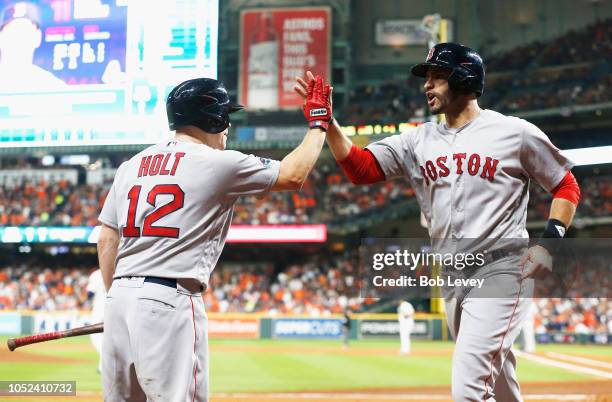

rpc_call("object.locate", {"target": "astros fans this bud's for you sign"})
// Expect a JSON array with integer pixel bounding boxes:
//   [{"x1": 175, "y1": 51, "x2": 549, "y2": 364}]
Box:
[{"x1": 239, "y1": 7, "x2": 331, "y2": 110}]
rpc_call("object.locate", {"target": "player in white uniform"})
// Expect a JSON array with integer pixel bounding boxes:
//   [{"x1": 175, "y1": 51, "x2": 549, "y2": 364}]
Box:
[
  {"x1": 97, "y1": 76, "x2": 332, "y2": 401},
  {"x1": 519, "y1": 300, "x2": 538, "y2": 353},
  {"x1": 397, "y1": 300, "x2": 415, "y2": 354},
  {"x1": 86, "y1": 268, "x2": 105, "y2": 372},
  {"x1": 295, "y1": 43, "x2": 581, "y2": 401}
]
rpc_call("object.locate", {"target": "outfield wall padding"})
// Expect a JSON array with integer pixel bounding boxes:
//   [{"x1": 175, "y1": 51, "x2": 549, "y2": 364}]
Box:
[{"x1": 2, "y1": 312, "x2": 608, "y2": 344}]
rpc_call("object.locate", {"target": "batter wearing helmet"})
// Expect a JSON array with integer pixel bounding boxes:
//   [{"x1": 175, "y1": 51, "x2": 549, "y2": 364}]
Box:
[
  {"x1": 295, "y1": 43, "x2": 581, "y2": 401},
  {"x1": 98, "y1": 76, "x2": 332, "y2": 401}
]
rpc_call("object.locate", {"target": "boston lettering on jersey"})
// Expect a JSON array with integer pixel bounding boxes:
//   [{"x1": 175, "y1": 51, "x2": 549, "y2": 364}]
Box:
[
  {"x1": 419, "y1": 153, "x2": 499, "y2": 186},
  {"x1": 138, "y1": 152, "x2": 186, "y2": 177}
]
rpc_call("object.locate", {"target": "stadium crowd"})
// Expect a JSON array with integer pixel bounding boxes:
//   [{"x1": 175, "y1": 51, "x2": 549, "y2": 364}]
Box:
[
  {"x1": 1, "y1": 19, "x2": 610, "y2": 228},
  {"x1": 485, "y1": 18, "x2": 612, "y2": 71},
  {"x1": 205, "y1": 254, "x2": 367, "y2": 315},
  {"x1": 0, "y1": 266, "x2": 91, "y2": 311},
  {"x1": 0, "y1": 181, "x2": 105, "y2": 226},
  {"x1": 0, "y1": 162, "x2": 417, "y2": 227},
  {"x1": 0, "y1": 257, "x2": 367, "y2": 316},
  {"x1": 534, "y1": 298, "x2": 612, "y2": 336},
  {"x1": 0, "y1": 171, "x2": 609, "y2": 227},
  {"x1": 0, "y1": 263, "x2": 609, "y2": 338},
  {"x1": 338, "y1": 18, "x2": 612, "y2": 125}
]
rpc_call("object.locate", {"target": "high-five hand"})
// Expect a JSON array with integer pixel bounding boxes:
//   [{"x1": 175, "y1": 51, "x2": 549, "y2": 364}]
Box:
[
  {"x1": 302, "y1": 74, "x2": 333, "y2": 131},
  {"x1": 294, "y1": 70, "x2": 316, "y2": 101}
]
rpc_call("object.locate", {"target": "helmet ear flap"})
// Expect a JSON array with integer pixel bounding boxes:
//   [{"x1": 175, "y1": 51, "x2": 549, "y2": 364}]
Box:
[
  {"x1": 203, "y1": 113, "x2": 229, "y2": 134},
  {"x1": 448, "y1": 67, "x2": 476, "y2": 95}
]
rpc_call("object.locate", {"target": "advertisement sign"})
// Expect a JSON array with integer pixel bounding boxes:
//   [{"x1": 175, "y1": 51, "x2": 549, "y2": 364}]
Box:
[
  {"x1": 537, "y1": 332, "x2": 611, "y2": 345},
  {"x1": 359, "y1": 319, "x2": 429, "y2": 338},
  {"x1": 0, "y1": 313, "x2": 21, "y2": 335},
  {"x1": 208, "y1": 318, "x2": 259, "y2": 338},
  {"x1": 0, "y1": 169, "x2": 78, "y2": 186},
  {"x1": 86, "y1": 168, "x2": 118, "y2": 185},
  {"x1": 273, "y1": 318, "x2": 342, "y2": 338},
  {"x1": 227, "y1": 225, "x2": 327, "y2": 243},
  {"x1": 236, "y1": 122, "x2": 423, "y2": 143},
  {"x1": 33, "y1": 312, "x2": 94, "y2": 334},
  {"x1": 0, "y1": 224, "x2": 327, "y2": 244},
  {"x1": 375, "y1": 19, "x2": 430, "y2": 46},
  {"x1": 375, "y1": 18, "x2": 453, "y2": 47},
  {"x1": 240, "y1": 7, "x2": 331, "y2": 110}
]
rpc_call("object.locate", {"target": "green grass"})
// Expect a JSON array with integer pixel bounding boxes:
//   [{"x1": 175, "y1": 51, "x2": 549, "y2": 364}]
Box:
[
  {"x1": 211, "y1": 341, "x2": 452, "y2": 392},
  {"x1": 0, "y1": 337, "x2": 609, "y2": 394}
]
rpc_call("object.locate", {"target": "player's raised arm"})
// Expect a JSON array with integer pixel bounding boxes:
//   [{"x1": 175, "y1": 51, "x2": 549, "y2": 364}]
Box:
[
  {"x1": 294, "y1": 72, "x2": 351, "y2": 161},
  {"x1": 271, "y1": 75, "x2": 330, "y2": 191},
  {"x1": 294, "y1": 72, "x2": 388, "y2": 185}
]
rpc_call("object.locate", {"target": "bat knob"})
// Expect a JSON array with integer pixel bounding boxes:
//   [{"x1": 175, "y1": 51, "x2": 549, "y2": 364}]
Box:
[{"x1": 7, "y1": 338, "x2": 16, "y2": 351}]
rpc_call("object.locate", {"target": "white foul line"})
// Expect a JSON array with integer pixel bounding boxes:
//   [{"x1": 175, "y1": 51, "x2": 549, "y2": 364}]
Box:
[
  {"x1": 545, "y1": 351, "x2": 612, "y2": 370},
  {"x1": 523, "y1": 396, "x2": 590, "y2": 401},
  {"x1": 515, "y1": 350, "x2": 612, "y2": 379},
  {"x1": 213, "y1": 393, "x2": 592, "y2": 400}
]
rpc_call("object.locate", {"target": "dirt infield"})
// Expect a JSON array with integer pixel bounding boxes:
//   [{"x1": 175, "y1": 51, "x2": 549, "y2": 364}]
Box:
[
  {"x1": 211, "y1": 380, "x2": 612, "y2": 402},
  {"x1": 2, "y1": 381, "x2": 610, "y2": 401},
  {"x1": 212, "y1": 392, "x2": 610, "y2": 402},
  {"x1": 0, "y1": 345, "x2": 88, "y2": 364},
  {"x1": 3, "y1": 383, "x2": 610, "y2": 402}
]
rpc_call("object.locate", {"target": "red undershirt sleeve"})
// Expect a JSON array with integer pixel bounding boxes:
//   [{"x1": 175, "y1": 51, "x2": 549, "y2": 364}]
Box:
[
  {"x1": 551, "y1": 171, "x2": 580, "y2": 206},
  {"x1": 338, "y1": 145, "x2": 386, "y2": 184}
]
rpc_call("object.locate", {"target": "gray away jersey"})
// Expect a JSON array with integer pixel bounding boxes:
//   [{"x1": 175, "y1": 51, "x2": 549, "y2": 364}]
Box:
[
  {"x1": 367, "y1": 109, "x2": 574, "y2": 253},
  {"x1": 99, "y1": 141, "x2": 280, "y2": 286}
]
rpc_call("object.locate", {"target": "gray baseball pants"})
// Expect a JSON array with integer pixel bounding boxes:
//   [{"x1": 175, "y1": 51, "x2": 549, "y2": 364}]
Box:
[
  {"x1": 443, "y1": 255, "x2": 534, "y2": 402},
  {"x1": 102, "y1": 277, "x2": 208, "y2": 402}
]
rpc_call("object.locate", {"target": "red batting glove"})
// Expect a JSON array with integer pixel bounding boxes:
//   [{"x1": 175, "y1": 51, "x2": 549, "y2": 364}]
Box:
[{"x1": 303, "y1": 75, "x2": 332, "y2": 131}]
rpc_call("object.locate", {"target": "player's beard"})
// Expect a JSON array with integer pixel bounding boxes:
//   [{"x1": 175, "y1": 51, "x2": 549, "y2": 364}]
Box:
[{"x1": 429, "y1": 90, "x2": 458, "y2": 115}]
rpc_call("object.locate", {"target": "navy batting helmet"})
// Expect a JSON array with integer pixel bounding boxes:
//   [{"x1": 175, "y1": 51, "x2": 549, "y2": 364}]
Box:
[
  {"x1": 166, "y1": 78, "x2": 244, "y2": 134},
  {"x1": 411, "y1": 43, "x2": 485, "y2": 97}
]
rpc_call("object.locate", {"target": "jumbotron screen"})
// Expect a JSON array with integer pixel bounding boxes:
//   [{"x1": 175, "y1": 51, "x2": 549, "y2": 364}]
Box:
[{"x1": 0, "y1": 0, "x2": 218, "y2": 147}]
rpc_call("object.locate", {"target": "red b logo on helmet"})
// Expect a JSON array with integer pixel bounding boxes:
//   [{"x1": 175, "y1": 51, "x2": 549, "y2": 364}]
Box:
[{"x1": 426, "y1": 47, "x2": 435, "y2": 61}]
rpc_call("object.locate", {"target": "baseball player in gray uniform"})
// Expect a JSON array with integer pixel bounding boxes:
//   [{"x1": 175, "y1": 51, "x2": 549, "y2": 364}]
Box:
[
  {"x1": 295, "y1": 43, "x2": 581, "y2": 401},
  {"x1": 97, "y1": 76, "x2": 332, "y2": 401}
]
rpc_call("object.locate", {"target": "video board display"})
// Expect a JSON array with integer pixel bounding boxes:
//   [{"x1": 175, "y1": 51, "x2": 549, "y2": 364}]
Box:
[{"x1": 0, "y1": 0, "x2": 218, "y2": 147}]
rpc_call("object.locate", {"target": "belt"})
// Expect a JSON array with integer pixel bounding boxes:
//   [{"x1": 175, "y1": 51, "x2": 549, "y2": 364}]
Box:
[
  {"x1": 125, "y1": 276, "x2": 203, "y2": 292},
  {"x1": 483, "y1": 249, "x2": 510, "y2": 265},
  {"x1": 144, "y1": 276, "x2": 177, "y2": 288}
]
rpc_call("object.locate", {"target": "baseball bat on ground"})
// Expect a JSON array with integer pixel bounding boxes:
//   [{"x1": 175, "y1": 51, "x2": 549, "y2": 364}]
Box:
[{"x1": 7, "y1": 322, "x2": 103, "y2": 351}]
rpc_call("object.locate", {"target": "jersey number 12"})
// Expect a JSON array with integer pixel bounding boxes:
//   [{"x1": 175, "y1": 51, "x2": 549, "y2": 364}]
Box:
[{"x1": 122, "y1": 184, "x2": 185, "y2": 238}]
